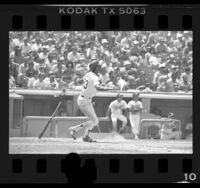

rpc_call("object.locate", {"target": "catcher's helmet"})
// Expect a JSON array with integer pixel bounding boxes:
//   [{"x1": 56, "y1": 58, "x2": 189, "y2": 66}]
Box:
[{"x1": 89, "y1": 60, "x2": 101, "y2": 72}]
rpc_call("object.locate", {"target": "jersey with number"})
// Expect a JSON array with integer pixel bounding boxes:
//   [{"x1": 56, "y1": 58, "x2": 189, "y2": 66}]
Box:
[{"x1": 80, "y1": 72, "x2": 100, "y2": 98}]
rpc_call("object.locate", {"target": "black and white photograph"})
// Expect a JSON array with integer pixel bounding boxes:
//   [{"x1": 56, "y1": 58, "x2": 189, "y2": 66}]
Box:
[{"x1": 9, "y1": 31, "x2": 193, "y2": 154}]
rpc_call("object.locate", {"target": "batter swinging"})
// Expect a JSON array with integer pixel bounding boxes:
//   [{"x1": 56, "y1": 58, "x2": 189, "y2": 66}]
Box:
[{"x1": 69, "y1": 60, "x2": 111, "y2": 142}]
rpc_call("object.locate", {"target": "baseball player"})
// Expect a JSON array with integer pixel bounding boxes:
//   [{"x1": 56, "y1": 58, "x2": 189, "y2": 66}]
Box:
[
  {"x1": 106, "y1": 93, "x2": 128, "y2": 133},
  {"x1": 69, "y1": 60, "x2": 111, "y2": 142},
  {"x1": 127, "y1": 92, "x2": 143, "y2": 139}
]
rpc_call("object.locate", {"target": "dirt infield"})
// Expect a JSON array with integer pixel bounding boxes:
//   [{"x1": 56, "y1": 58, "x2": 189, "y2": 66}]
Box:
[{"x1": 9, "y1": 133, "x2": 192, "y2": 154}]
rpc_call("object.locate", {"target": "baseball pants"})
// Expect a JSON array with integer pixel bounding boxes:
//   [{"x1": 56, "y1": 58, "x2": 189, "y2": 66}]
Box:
[
  {"x1": 111, "y1": 114, "x2": 127, "y2": 132},
  {"x1": 77, "y1": 95, "x2": 99, "y2": 131},
  {"x1": 129, "y1": 114, "x2": 140, "y2": 135}
]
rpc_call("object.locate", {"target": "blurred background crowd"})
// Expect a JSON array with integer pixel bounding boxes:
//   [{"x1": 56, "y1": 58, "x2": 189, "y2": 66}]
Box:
[{"x1": 9, "y1": 31, "x2": 193, "y2": 93}]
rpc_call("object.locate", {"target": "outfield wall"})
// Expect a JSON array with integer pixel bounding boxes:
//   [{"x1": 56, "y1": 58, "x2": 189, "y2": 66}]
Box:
[{"x1": 9, "y1": 89, "x2": 192, "y2": 138}]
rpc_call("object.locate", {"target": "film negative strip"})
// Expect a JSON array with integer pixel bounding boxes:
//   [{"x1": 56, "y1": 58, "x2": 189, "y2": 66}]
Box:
[{"x1": 1, "y1": 3, "x2": 200, "y2": 183}]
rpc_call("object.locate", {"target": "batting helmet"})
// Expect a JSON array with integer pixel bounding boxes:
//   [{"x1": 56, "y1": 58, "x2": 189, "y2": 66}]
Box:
[{"x1": 89, "y1": 60, "x2": 101, "y2": 72}]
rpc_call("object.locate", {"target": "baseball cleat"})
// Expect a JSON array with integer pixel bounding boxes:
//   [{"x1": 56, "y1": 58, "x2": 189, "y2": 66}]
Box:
[
  {"x1": 69, "y1": 128, "x2": 77, "y2": 140},
  {"x1": 82, "y1": 135, "x2": 96, "y2": 142}
]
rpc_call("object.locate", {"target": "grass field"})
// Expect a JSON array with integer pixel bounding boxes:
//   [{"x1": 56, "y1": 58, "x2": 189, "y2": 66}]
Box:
[{"x1": 9, "y1": 133, "x2": 192, "y2": 154}]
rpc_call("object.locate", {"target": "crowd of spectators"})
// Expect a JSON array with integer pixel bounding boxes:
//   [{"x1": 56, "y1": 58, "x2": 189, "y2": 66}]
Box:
[{"x1": 9, "y1": 31, "x2": 193, "y2": 93}]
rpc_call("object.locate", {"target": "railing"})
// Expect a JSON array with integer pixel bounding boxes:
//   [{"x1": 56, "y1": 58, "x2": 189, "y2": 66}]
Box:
[{"x1": 9, "y1": 88, "x2": 192, "y2": 100}]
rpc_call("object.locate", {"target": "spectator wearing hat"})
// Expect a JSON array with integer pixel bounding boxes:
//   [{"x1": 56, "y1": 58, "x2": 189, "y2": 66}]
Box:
[
  {"x1": 106, "y1": 93, "x2": 128, "y2": 133},
  {"x1": 27, "y1": 70, "x2": 39, "y2": 88},
  {"x1": 33, "y1": 73, "x2": 48, "y2": 89},
  {"x1": 127, "y1": 92, "x2": 143, "y2": 139},
  {"x1": 123, "y1": 60, "x2": 132, "y2": 71}
]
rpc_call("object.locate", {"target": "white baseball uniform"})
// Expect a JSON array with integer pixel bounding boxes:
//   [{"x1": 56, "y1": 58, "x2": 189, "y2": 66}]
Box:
[
  {"x1": 109, "y1": 100, "x2": 128, "y2": 131},
  {"x1": 76, "y1": 72, "x2": 100, "y2": 130},
  {"x1": 127, "y1": 100, "x2": 143, "y2": 136}
]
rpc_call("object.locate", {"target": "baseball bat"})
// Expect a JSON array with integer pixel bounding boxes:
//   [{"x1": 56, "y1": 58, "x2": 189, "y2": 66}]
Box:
[{"x1": 38, "y1": 101, "x2": 62, "y2": 139}]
